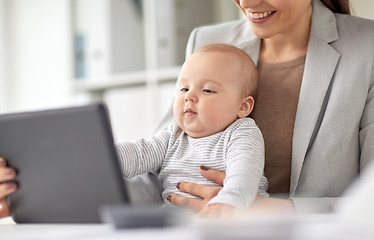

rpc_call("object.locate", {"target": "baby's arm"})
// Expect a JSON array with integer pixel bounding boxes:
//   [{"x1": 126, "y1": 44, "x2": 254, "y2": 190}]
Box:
[
  {"x1": 115, "y1": 126, "x2": 172, "y2": 178},
  {"x1": 207, "y1": 120, "x2": 265, "y2": 211}
]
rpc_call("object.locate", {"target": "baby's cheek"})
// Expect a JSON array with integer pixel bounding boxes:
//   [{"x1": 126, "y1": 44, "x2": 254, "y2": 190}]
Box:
[
  {"x1": 173, "y1": 98, "x2": 183, "y2": 114},
  {"x1": 204, "y1": 115, "x2": 229, "y2": 132}
]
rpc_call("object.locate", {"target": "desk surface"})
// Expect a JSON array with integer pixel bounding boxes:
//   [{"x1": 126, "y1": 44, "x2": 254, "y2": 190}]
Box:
[
  {"x1": 1, "y1": 215, "x2": 371, "y2": 240},
  {"x1": 1, "y1": 223, "x2": 199, "y2": 240}
]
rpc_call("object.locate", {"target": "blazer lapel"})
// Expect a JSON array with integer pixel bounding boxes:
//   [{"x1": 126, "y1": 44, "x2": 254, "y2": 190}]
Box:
[
  {"x1": 290, "y1": 0, "x2": 340, "y2": 195},
  {"x1": 239, "y1": 38, "x2": 261, "y2": 65},
  {"x1": 235, "y1": 20, "x2": 262, "y2": 65}
]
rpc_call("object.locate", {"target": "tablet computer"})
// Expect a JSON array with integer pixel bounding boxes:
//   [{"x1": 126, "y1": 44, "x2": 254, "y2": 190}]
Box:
[{"x1": 0, "y1": 103, "x2": 129, "y2": 223}]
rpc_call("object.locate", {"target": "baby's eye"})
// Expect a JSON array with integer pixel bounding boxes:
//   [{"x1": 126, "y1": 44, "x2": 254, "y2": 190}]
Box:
[
  {"x1": 180, "y1": 88, "x2": 189, "y2": 92},
  {"x1": 203, "y1": 89, "x2": 216, "y2": 94}
]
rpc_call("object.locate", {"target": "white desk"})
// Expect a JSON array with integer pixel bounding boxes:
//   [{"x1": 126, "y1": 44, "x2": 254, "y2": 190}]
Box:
[
  {"x1": 0, "y1": 215, "x2": 371, "y2": 240},
  {"x1": 1, "y1": 224, "x2": 200, "y2": 240}
]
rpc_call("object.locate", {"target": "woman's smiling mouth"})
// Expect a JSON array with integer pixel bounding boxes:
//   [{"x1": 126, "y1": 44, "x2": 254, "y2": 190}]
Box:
[{"x1": 247, "y1": 11, "x2": 276, "y2": 22}]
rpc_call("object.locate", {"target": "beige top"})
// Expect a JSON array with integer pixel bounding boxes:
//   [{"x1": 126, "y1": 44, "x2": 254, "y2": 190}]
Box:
[{"x1": 251, "y1": 56, "x2": 305, "y2": 195}]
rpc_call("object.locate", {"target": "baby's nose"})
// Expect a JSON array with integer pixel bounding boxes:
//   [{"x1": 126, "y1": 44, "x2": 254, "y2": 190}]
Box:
[{"x1": 185, "y1": 91, "x2": 197, "y2": 102}]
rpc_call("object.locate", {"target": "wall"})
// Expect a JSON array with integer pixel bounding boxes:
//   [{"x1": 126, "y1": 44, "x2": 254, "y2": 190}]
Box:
[
  {"x1": 1, "y1": 0, "x2": 72, "y2": 113},
  {"x1": 351, "y1": 0, "x2": 374, "y2": 19},
  {"x1": 0, "y1": 0, "x2": 373, "y2": 139},
  {"x1": 0, "y1": 0, "x2": 9, "y2": 111}
]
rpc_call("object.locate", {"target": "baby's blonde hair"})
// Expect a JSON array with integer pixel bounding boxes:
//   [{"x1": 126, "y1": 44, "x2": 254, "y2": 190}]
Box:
[{"x1": 194, "y1": 44, "x2": 258, "y2": 99}]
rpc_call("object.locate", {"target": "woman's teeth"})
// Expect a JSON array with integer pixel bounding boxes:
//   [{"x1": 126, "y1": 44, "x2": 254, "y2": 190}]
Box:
[{"x1": 249, "y1": 11, "x2": 274, "y2": 19}]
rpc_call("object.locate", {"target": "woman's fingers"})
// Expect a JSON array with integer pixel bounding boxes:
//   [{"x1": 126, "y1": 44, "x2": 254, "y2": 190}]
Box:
[
  {"x1": 0, "y1": 157, "x2": 16, "y2": 183},
  {"x1": 0, "y1": 157, "x2": 17, "y2": 199},
  {"x1": 168, "y1": 167, "x2": 226, "y2": 212},
  {"x1": 178, "y1": 181, "x2": 222, "y2": 200},
  {"x1": 200, "y1": 166, "x2": 226, "y2": 186},
  {"x1": 0, "y1": 182, "x2": 17, "y2": 199},
  {"x1": 0, "y1": 167, "x2": 16, "y2": 182},
  {"x1": 168, "y1": 194, "x2": 206, "y2": 212},
  {"x1": 0, "y1": 198, "x2": 11, "y2": 218},
  {"x1": 0, "y1": 157, "x2": 6, "y2": 167}
]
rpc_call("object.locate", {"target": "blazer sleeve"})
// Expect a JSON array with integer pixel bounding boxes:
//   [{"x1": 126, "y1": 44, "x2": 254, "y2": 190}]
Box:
[
  {"x1": 359, "y1": 70, "x2": 374, "y2": 172},
  {"x1": 292, "y1": 54, "x2": 374, "y2": 215}
]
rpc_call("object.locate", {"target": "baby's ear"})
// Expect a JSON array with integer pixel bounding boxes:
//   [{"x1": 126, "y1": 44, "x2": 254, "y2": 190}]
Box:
[{"x1": 238, "y1": 96, "x2": 254, "y2": 118}]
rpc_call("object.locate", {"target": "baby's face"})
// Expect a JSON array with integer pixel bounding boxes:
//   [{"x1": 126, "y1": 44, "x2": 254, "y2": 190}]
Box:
[{"x1": 174, "y1": 51, "x2": 246, "y2": 138}]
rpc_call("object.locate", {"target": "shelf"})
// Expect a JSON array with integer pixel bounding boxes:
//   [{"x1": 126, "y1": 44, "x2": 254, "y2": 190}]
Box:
[
  {"x1": 73, "y1": 66, "x2": 181, "y2": 93},
  {"x1": 70, "y1": 0, "x2": 241, "y2": 140}
]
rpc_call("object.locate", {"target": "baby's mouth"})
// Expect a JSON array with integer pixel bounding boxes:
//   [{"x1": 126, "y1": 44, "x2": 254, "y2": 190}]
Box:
[{"x1": 185, "y1": 109, "x2": 196, "y2": 115}]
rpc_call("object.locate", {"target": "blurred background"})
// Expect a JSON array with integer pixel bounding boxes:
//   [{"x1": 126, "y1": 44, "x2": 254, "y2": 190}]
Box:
[{"x1": 0, "y1": 0, "x2": 373, "y2": 142}]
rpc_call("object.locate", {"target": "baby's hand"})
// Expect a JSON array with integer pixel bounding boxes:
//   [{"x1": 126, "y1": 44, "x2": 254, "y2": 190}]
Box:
[{"x1": 198, "y1": 203, "x2": 237, "y2": 218}]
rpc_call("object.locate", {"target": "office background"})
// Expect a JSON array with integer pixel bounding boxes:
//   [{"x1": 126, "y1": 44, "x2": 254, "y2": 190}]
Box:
[{"x1": 0, "y1": 0, "x2": 373, "y2": 142}]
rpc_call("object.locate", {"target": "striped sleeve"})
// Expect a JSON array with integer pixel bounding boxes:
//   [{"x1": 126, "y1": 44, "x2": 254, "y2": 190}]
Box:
[
  {"x1": 208, "y1": 119, "x2": 266, "y2": 210},
  {"x1": 115, "y1": 125, "x2": 173, "y2": 178}
]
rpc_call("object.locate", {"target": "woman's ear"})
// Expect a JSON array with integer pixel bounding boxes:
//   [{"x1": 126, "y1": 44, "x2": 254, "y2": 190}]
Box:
[{"x1": 238, "y1": 96, "x2": 254, "y2": 118}]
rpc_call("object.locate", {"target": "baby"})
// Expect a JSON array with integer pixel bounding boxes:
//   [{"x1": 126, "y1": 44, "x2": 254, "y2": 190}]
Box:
[{"x1": 116, "y1": 44, "x2": 267, "y2": 216}]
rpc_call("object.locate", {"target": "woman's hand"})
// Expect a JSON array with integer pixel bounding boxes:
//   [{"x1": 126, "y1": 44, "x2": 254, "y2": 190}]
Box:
[
  {"x1": 167, "y1": 166, "x2": 225, "y2": 212},
  {"x1": 248, "y1": 194, "x2": 295, "y2": 215},
  {"x1": 198, "y1": 203, "x2": 237, "y2": 218},
  {"x1": 0, "y1": 157, "x2": 17, "y2": 218},
  {"x1": 168, "y1": 166, "x2": 295, "y2": 215}
]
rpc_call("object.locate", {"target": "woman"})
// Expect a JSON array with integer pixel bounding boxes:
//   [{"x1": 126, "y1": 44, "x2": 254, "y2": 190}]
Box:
[
  {"x1": 0, "y1": 157, "x2": 16, "y2": 218},
  {"x1": 0, "y1": 0, "x2": 373, "y2": 217},
  {"x1": 165, "y1": 0, "x2": 374, "y2": 214}
]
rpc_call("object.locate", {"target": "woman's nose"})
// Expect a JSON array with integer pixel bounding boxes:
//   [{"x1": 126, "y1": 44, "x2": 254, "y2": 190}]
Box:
[{"x1": 237, "y1": 0, "x2": 263, "y2": 9}]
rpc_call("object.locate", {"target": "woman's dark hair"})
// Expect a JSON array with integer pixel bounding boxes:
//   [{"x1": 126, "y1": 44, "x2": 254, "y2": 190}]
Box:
[{"x1": 321, "y1": 0, "x2": 351, "y2": 14}]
